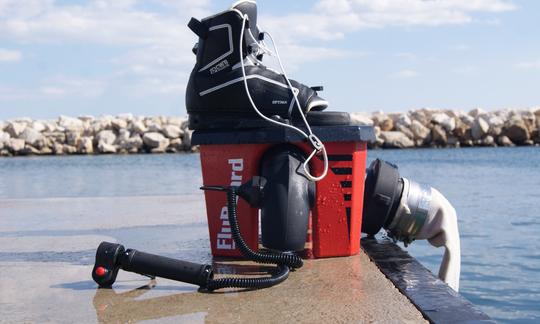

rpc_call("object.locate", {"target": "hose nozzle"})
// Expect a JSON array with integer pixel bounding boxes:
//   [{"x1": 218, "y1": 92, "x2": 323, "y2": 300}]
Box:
[{"x1": 362, "y1": 159, "x2": 461, "y2": 291}]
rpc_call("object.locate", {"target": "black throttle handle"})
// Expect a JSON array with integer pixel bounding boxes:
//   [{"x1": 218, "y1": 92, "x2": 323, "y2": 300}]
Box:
[
  {"x1": 92, "y1": 241, "x2": 213, "y2": 289},
  {"x1": 92, "y1": 242, "x2": 125, "y2": 287},
  {"x1": 121, "y1": 249, "x2": 213, "y2": 288}
]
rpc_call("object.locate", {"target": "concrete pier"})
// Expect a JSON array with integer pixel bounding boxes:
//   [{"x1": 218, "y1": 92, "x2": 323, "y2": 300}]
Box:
[{"x1": 0, "y1": 194, "x2": 428, "y2": 323}]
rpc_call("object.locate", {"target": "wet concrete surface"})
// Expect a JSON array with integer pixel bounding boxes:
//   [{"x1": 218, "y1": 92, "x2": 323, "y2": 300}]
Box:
[{"x1": 0, "y1": 195, "x2": 427, "y2": 323}]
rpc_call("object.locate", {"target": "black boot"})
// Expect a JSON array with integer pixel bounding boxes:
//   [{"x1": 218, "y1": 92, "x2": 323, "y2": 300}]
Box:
[{"x1": 185, "y1": 0, "x2": 350, "y2": 130}]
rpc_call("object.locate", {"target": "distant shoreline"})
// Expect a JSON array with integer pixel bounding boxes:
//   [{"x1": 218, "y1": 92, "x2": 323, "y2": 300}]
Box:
[{"x1": 1, "y1": 108, "x2": 539, "y2": 156}]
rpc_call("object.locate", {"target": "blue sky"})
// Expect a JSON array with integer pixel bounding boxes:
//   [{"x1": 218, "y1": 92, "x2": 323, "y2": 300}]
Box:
[{"x1": 0, "y1": 0, "x2": 539, "y2": 120}]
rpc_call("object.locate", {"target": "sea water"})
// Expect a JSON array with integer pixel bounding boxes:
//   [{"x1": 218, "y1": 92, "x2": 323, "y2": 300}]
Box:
[{"x1": 0, "y1": 147, "x2": 538, "y2": 323}]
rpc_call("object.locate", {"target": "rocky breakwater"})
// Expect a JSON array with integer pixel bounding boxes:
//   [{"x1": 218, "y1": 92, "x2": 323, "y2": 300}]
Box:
[
  {"x1": 350, "y1": 108, "x2": 540, "y2": 149},
  {"x1": 1, "y1": 108, "x2": 540, "y2": 156},
  {"x1": 0, "y1": 115, "x2": 194, "y2": 156}
]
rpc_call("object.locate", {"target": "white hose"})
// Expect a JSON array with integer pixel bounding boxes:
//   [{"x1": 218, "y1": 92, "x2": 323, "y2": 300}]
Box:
[
  {"x1": 238, "y1": 14, "x2": 328, "y2": 181},
  {"x1": 416, "y1": 188, "x2": 461, "y2": 292}
]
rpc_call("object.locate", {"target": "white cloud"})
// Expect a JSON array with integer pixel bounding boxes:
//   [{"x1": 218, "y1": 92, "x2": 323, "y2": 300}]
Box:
[
  {"x1": 391, "y1": 69, "x2": 419, "y2": 79},
  {"x1": 0, "y1": 0, "x2": 209, "y2": 99},
  {"x1": 0, "y1": 48, "x2": 22, "y2": 62},
  {"x1": 515, "y1": 60, "x2": 540, "y2": 70},
  {"x1": 263, "y1": 0, "x2": 516, "y2": 41},
  {"x1": 0, "y1": 0, "x2": 518, "y2": 105}
]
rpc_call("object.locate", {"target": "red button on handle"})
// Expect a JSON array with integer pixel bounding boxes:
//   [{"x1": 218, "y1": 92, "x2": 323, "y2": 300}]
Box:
[{"x1": 95, "y1": 266, "x2": 108, "y2": 277}]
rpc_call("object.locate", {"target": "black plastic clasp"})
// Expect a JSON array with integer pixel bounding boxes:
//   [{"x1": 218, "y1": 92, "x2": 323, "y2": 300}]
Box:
[
  {"x1": 200, "y1": 177, "x2": 267, "y2": 208},
  {"x1": 237, "y1": 176, "x2": 267, "y2": 208},
  {"x1": 92, "y1": 242, "x2": 125, "y2": 287},
  {"x1": 310, "y1": 86, "x2": 324, "y2": 92}
]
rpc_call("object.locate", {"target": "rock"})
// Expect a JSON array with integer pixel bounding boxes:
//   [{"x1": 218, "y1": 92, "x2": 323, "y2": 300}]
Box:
[
  {"x1": 410, "y1": 120, "x2": 430, "y2": 141},
  {"x1": 143, "y1": 132, "x2": 169, "y2": 149},
  {"x1": 395, "y1": 124, "x2": 414, "y2": 139},
  {"x1": 22, "y1": 145, "x2": 41, "y2": 155},
  {"x1": 461, "y1": 139, "x2": 474, "y2": 147},
  {"x1": 147, "y1": 122, "x2": 163, "y2": 133},
  {"x1": 181, "y1": 129, "x2": 193, "y2": 150},
  {"x1": 117, "y1": 113, "x2": 134, "y2": 121},
  {"x1": 431, "y1": 125, "x2": 448, "y2": 146},
  {"x1": 379, "y1": 118, "x2": 394, "y2": 132},
  {"x1": 396, "y1": 114, "x2": 412, "y2": 127},
  {"x1": 469, "y1": 108, "x2": 486, "y2": 118},
  {"x1": 524, "y1": 139, "x2": 534, "y2": 146},
  {"x1": 517, "y1": 110, "x2": 536, "y2": 133},
  {"x1": 431, "y1": 113, "x2": 456, "y2": 132},
  {"x1": 447, "y1": 136, "x2": 460, "y2": 147},
  {"x1": 131, "y1": 120, "x2": 148, "y2": 134},
  {"x1": 471, "y1": 117, "x2": 489, "y2": 140},
  {"x1": 371, "y1": 113, "x2": 394, "y2": 131},
  {"x1": 504, "y1": 118, "x2": 530, "y2": 144},
  {"x1": 14, "y1": 117, "x2": 33, "y2": 125},
  {"x1": 111, "y1": 118, "x2": 128, "y2": 130},
  {"x1": 65, "y1": 131, "x2": 81, "y2": 146},
  {"x1": 116, "y1": 129, "x2": 131, "y2": 143},
  {"x1": 8, "y1": 138, "x2": 26, "y2": 153},
  {"x1": 444, "y1": 110, "x2": 461, "y2": 119},
  {"x1": 167, "y1": 116, "x2": 185, "y2": 126},
  {"x1": 373, "y1": 126, "x2": 384, "y2": 147},
  {"x1": 58, "y1": 115, "x2": 84, "y2": 131},
  {"x1": 460, "y1": 114, "x2": 474, "y2": 127},
  {"x1": 169, "y1": 138, "x2": 184, "y2": 152},
  {"x1": 91, "y1": 117, "x2": 112, "y2": 133},
  {"x1": 31, "y1": 121, "x2": 47, "y2": 133},
  {"x1": 483, "y1": 135, "x2": 496, "y2": 147},
  {"x1": 410, "y1": 110, "x2": 430, "y2": 125},
  {"x1": 349, "y1": 113, "x2": 374, "y2": 126},
  {"x1": 452, "y1": 119, "x2": 468, "y2": 138},
  {"x1": 121, "y1": 135, "x2": 143, "y2": 151},
  {"x1": 0, "y1": 149, "x2": 11, "y2": 156},
  {"x1": 43, "y1": 121, "x2": 57, "y2": 132},
  {"x1": 78, "y1": 115, "x2": 95, "y2": 122},
  {"x1": 78, "y1": 137, "x2": 94, "y2": 154},
  {"x1": 151, "y1": 146, "x2": 169, "y2": 153},
  {"x1": 63, "y1": 145, "x2": 77, "y2": 154},
  {"x1": 39, "y1": 147, "x2": 53, "y2": 155},
  {"x1": 98, "y1": 142, "x2": 117, "y2": 153},
  {"x1": 497, "y1": 135, "x2": 514, "y2": 147},
  {"x1": 0, "y1": 131, "x2": 10, "y2": 149},
  {"x1": 380, "y1": 131, "x2": 414, "y2": 148},
  {"x1": 43, "y1": 132, "x2": 66, "y2": 144},
  {"x1": 486, "y1": 115, "x2": 504, "y2": 136},
  {"x1": 163, "y1": 125, "x2": 183, "y2": 139},
  {"x1": 96, "y1": 130, "x2": 116, "y2": 145},
  {"x1": 20, "y1": 128, "x2": 46, "y2": 148},
  {"x1": 5, "y1": 121, "x2": 26, "y2": 137},
  {"x1": 532, "y1": 130, "x2": 540, "y2": 144},
  {"x1": 51, "y1": 143, "x2": 63, "y2": 154}
]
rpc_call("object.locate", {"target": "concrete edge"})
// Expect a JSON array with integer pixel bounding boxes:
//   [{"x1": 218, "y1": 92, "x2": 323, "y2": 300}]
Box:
[{"x1": 361, "y1": 237, "x2": 494, "y2": 324}]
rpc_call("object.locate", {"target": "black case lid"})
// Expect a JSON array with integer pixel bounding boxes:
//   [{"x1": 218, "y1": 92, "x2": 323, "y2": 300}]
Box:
[{"x1": 192, "y1": 125, "x2": 375, "y2": 145}]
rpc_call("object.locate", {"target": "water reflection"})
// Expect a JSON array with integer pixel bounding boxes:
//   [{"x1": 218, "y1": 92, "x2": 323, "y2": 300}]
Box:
[{"x1": 89, "y1": 256, "x2": 404, "y2": 323}]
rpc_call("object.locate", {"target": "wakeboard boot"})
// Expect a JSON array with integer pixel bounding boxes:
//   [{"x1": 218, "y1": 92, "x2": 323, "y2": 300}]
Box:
[{"x1": 186, "y1": 0, "x2": 350, "y2": 130}]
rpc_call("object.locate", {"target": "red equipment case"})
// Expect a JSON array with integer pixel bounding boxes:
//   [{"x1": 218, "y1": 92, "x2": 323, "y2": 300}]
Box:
[{"x1": 192, "y1": 126, "x2": 374, "y2": 259}]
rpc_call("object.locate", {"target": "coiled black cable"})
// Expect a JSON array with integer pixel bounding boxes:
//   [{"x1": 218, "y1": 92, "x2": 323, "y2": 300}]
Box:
[
  {"x1": 207, "y1": 264, "x2": 290, "y2": 291},
  {"x1": 206, "y1": 187, "x2": 303, "y2": 291}
]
